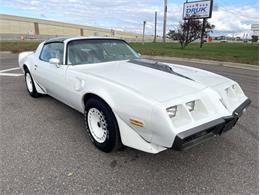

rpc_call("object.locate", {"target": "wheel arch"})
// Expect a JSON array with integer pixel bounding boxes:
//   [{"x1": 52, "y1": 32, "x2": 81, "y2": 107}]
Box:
[
  {"x1": 22, "y1": 63, "x2": 32, "y2": 74},
  {"x1": 23, "y1": 64, "x2": 46, "y2": 94},
  {"x1": 23, "y1": 64, "x2": 28, "y2": 72},
  {"x1": 82, "y1": 92, "x2": 122, "y2": 147},
  {"x1": 82, "y1": 93, "x2": 114, "y2": 112}
]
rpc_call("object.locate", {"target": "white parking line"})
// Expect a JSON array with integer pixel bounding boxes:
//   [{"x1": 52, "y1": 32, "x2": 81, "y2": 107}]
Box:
[
  {"x1": 0, "y1": 67, "x2": 20, "y2": 73},
  {"x1": 0, "y1": 73, "x2": 23, "y2": 77},
  {"x1": 0, "y1": 67, "x2": 23, "y2": 77}
]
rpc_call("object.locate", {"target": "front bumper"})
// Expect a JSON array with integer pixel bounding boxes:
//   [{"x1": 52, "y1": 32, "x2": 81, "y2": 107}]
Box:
[{"x1": 172, "y1": 98, "x2": 251, "y2": 151}]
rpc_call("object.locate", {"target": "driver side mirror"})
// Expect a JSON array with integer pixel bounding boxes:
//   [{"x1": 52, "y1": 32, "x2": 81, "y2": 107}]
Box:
[{"x1": 49, "y1": 58, "x2": 60, "y2": 67}]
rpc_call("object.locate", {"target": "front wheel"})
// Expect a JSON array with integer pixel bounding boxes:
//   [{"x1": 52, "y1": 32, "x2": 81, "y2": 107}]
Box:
[
  {"x1": 84, "y1": 97, "x2": 122, "y2": 153},
  {"x1": 24, "y1": 69, "x2": 39, "y2": 98}
]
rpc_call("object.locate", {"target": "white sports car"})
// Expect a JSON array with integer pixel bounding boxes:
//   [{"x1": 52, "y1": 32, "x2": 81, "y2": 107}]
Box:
[{"x1": 18, "y1": 37, "x2": 251, "y2": 154}]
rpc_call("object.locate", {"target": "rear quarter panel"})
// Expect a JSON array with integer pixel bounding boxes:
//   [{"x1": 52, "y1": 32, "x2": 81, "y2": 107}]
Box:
[
  {"x1": 18, "y1": 42, "x2": 44, "y2": 72},
  {"x1": 18, "y1": 52, "x2": 34, "y2": 71}
]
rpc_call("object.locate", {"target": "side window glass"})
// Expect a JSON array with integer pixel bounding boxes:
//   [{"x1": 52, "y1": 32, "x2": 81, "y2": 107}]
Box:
[{"x1": 40, "y1": 43, "x2": 64, "y2": 64}]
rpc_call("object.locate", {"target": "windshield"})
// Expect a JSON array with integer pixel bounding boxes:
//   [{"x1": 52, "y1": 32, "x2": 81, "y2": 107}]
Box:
[{"x1": 67, "y1": 39, "x2": 139, "y2": 65}]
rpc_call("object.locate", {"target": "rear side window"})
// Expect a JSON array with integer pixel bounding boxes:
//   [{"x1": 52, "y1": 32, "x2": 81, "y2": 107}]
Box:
[{"x1": 39, "y1": 42, "x2": 64, "y2": 64}]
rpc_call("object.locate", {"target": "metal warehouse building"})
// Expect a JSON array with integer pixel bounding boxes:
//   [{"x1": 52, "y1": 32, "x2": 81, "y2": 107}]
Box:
[{"x1": 0, "y1": 14, "x2": 156, "y2": 42}]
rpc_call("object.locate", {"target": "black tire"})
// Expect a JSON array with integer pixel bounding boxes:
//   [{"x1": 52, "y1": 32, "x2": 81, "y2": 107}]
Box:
[
  {"x1": 84, "y1": 97, "x2": 122, "y2": 153},
  {"x1": 24, "y1": 69, "x2": 39, "y2": 98}
]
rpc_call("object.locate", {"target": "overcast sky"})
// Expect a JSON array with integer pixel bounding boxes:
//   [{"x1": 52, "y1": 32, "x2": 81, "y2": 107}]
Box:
[{"x1": 0, "y1": 0, "x2": 258, "y2": 37}]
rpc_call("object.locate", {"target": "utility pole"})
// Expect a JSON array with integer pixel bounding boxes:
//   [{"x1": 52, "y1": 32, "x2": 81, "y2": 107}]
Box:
[
  {"x1": 200, "y1": 0, "x2": 213, "y2": 48},
  {"x1": 163, "y1": 0, "x2": 167, "y2": 43},
  {"x1": 200, "y1": 18, "x2": 206, "y2": 48},
  {"x1": 154, "y1": 11, "x2": 157, "y2": 42},
  {"x1": 185, "y1": 0, "x2": 190, "y2": 46},
  {"x1": 142, "y1": 21, "x2": 146, "y2": 45}
]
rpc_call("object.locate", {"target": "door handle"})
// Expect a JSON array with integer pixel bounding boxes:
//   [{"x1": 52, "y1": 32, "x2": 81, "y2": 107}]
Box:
[{"x1": 34, "y1": 64, "x2": 38, "y2": 67}]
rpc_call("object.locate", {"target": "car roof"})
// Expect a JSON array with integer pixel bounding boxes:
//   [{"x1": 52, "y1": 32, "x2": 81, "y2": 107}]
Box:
[
  {"x1": 45, "y1": 37, "x2": 71, "y2": 43},
  {"x1": 45, "y1": 36, "x2": 124, "y2": 44}
]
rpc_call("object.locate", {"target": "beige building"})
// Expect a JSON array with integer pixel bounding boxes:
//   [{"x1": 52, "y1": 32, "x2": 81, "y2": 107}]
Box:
[{"x1": 0, "y1": 14, "x2": 159, "y2": 42}]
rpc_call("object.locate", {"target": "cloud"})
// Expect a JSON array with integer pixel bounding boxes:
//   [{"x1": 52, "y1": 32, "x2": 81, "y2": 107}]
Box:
[
  {"x1": 0, "y1": 0, "x2": 259, "y2": 36},
  {"x1": 209, "y1": 5, "x2": 258, "y2": 36}
]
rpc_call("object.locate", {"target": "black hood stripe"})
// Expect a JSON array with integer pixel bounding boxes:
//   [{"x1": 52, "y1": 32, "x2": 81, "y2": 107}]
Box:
[{"x1": 129, "y1": 58, "x2": 193, "y2": 81}]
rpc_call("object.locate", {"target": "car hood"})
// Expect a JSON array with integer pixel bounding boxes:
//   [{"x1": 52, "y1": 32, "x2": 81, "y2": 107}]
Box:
[{"x1": 72, "y1": 59, "x2": 232, "y2": 102}]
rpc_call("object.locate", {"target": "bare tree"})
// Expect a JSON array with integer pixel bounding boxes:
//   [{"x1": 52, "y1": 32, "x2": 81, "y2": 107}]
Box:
[
  {"x1": 167, "y1": 30, "x2": 179, "y2": 40},
  {"x1": 167, "y1": 18, "x2": 215, "y2": 48},
  {"x1": 251, "y1": 35, "x2": 259, "y2": 43}
]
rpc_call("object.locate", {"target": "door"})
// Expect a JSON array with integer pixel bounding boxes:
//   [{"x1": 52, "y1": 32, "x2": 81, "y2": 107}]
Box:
[{"x1": 35, "y1": 42, "x2": 69, "y2": 103}]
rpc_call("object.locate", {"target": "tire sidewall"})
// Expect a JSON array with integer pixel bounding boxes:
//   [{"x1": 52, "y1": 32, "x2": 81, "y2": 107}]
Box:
[
  {"x1": 24, "y1": 69, "x2": 39, "y2": 97},
  {"x1": 84, "y1": 98, "x2": 119, "y2": 153}
]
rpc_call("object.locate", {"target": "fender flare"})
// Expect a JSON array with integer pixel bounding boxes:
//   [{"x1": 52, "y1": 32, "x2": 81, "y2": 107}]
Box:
[
  {"x1": 22, "y1": 64, "x2": 46, "y2": 94},
  {"x1": 82, "y1": 90, "x2": 116, "y2": 112}
]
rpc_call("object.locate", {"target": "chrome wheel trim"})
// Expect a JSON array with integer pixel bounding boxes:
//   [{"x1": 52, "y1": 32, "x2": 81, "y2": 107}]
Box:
[
  {"x1": 87, "y1": 108, "x2": 108, "y2": 143},
  {"x1": 25, "y1": 73, "x2": 33, "y2": 93}
]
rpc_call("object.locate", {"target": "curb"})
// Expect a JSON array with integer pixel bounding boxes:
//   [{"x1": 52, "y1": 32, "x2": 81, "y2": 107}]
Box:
[
  {"x1": 0, "y1": 51, "x2": 12, "y2": 54},
  {"x1": 142, "y1": 55, "x2": 259, "y2": 71}
]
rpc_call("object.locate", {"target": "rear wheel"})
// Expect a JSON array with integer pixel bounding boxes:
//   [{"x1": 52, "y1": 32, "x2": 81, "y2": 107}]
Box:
[
  {"x1": 84, "y1": 97, "x2": 122, "y2": 152},
  {"x1": 24, "y1": 69, "x2": 39, "y2": 98}
]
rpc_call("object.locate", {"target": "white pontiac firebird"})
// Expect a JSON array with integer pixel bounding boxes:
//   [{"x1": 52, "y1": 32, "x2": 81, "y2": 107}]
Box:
[{"x1": 18, "y1": 37, "x2": 251, "y2": 154}]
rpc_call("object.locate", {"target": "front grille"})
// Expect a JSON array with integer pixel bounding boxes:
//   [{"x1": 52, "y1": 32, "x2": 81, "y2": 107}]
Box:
[{"x1": 183, "y1": 123, "x2": 224, "y2": 144}]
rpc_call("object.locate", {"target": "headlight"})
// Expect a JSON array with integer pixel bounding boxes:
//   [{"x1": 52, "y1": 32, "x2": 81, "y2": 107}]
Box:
[
  {"x1": 166, "y1": 106, "x2": 177, "y2": 118},
  {"x1": 186, "y1": 101, "x2": 196, "y2": 112}
]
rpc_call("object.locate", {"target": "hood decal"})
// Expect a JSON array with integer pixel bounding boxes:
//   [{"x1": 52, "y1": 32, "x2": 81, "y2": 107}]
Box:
[{"x1": 129, "y1": 59, "x2": 193, "y2": 81}]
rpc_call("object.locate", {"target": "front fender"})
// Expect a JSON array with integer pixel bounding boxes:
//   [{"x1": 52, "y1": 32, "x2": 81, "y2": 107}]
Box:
[{"x1": 78, "y1": 76, "x2": 158, "y2": 143}]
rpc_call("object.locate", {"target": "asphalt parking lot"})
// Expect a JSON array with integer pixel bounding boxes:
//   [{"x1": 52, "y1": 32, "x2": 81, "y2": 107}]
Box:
[{"x1": 0, "y1": 53, "x2": 258, "y2": 194}]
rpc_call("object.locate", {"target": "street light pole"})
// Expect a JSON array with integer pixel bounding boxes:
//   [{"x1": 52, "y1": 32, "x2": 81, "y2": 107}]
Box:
[
  {"x1": 154, "y1": 11, "x2": 157, "y2": 42},
  {"x1": 163, "y1": 0, "x2": 167, "y2": 43},
  {"x1": 142, "y1": 21, "x2": 146, "y2": 45}
]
